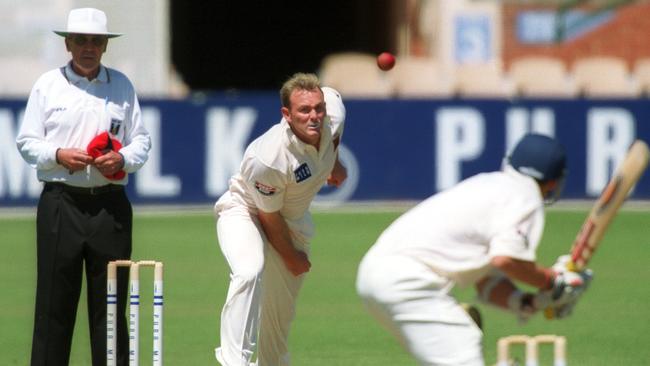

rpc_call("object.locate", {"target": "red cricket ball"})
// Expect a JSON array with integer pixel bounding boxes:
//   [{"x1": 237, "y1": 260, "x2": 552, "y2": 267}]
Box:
[{"x1": 377, "y1": 52, "x2": 396, "y2": 71}]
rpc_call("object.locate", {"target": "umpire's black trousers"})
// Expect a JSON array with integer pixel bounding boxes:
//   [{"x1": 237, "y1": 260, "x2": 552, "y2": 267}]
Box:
[{"x1": 31, "y1": 183, "x2": 132, "y2": 366}]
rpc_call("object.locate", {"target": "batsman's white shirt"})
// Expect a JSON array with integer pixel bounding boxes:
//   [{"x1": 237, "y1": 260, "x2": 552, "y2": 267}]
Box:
[
  {"x1": 367, "y1": 165, "x2": 544, "y2": 287},
  {"x1": 214, "y1": 117, "x2": 342, "y2": 366},
  {"x1": 16, "y1": 62, "x2": 151, "y2": 187},
  {"x1": 356, "y1": 166, "x2": 544, "y2": 366}
]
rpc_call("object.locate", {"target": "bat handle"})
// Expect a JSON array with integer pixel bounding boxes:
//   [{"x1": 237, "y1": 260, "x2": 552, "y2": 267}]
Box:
[{"x1": 566, "y1": 259, "x2": 579, "y2": 272}]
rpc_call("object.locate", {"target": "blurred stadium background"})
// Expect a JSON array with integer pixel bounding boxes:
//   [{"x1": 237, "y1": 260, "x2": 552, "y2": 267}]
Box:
[{"x1": 1, "y1": 0, "x2": 650, "y2": 207}]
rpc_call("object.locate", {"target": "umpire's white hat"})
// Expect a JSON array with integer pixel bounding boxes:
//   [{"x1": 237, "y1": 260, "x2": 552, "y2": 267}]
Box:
[{"x1": 54, "y1": 8, "x2": 122, "y2": 38}]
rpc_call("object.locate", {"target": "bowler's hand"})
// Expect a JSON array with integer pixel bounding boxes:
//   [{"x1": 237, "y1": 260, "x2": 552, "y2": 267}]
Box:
[
  {"x1": 93, "y1": 150, "x2": 124, "y2": 176},
  {"x1": 56, "y1": 148, "x2": 94, "y2": 172},
  {"x1": 284, "y1": 250, "x2": 311, "y2": 276},
  {"x1": 327, "y1": 159, "x2": 347, "y2": 187}
]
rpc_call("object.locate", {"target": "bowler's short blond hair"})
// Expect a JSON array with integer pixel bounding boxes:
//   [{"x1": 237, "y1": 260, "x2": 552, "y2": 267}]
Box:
[{"x1": 280, "y1": 73, "x2": 322, "y2": 108}]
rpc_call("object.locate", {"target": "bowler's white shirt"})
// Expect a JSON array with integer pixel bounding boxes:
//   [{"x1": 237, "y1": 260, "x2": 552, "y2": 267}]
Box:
[
  {"x1": 16, "y1": 62, "x2": 151, "y2": 187},
  {"x1": 369, "y1": 166, "x2": 545, "y2": 287},
  {"x1": 215, "y1": 117, "x2": 342, "y2": 242}
]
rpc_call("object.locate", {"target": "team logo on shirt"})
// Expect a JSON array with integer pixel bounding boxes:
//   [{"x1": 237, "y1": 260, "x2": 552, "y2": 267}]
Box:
[
  {"x1": 294, "y1": 163, "x2": 312, "y2": 183},
  {"x1": 255, "y1": 181, "x2": 277, "y2": 196},
  {"x1": 110, "y1": 119, "x2": 122, "y2": 135}
]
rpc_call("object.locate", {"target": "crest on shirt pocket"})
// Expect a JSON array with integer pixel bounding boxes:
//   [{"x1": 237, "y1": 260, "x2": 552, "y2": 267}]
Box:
[
  {"x1": 110, "y1": 119, "x2": 122, "y2": 135},
  {"x1": 106, "y1": 101, "x2": 126, "y2": 136},
  {"x1": 255, "y1": 181, "x2": 277, "y2": 196},
  {"x1": 294, "y1": 163, "x2": 312, "y2": 183}
]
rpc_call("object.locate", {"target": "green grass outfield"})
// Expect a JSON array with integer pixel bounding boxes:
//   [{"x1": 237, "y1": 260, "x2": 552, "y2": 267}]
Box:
[{"x1": 1, "y1": 206, "x2": 649, "y2": 365}]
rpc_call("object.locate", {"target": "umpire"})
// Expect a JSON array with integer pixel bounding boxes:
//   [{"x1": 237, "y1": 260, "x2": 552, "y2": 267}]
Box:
[{"x1": 16, "y1": 8, "x2": 151, "y2": 365}]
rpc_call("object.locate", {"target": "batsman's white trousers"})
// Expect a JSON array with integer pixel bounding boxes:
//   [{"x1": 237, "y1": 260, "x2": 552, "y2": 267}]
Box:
[
  {"x1": 215, "y1": 208, "x2": 306, "y2": 366},
  {"x1": 356, "y1": 252, "x2": 484, "y2": 366}
]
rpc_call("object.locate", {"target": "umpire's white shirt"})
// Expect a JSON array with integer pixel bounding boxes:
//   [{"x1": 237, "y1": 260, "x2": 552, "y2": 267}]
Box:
[
  {"x1": 16, "y1": 62, "x2": 151, "y2": 187},
  {"x1": 215, "y1": 117, "x2": 342, "y2": 243},
  {"x1": 367, "y1": 165, "x2": 544, "y2": 287}
]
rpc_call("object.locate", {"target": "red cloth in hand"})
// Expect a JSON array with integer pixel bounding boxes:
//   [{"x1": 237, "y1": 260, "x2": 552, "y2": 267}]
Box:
[{"x1": 86, "y1": 131, "x2": 126, "y2": 180}]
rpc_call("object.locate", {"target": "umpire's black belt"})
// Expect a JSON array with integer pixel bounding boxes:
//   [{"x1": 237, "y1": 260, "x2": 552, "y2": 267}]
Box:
[{"x1": 45, "y1": 182, "x2": 124, "y2": 195}]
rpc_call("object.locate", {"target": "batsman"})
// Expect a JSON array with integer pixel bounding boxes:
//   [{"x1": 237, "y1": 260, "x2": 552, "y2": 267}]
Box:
[{"x1": 356, "y1": 134, "x2": 593, "y2": 366}]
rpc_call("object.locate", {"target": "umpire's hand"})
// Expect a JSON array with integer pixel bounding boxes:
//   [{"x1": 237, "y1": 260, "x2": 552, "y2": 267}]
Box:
[{"x1": 56, "y1": 148, "x2": 94, "y2": 172}]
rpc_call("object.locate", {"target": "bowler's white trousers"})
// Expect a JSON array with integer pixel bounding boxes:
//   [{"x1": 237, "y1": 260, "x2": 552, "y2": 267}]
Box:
[
  {"x1": 356, "y1": 252, "x2": 484, "y2": 366},
  {"x1": 215, "y1": 208, "x2": 306, "y2": 366}
]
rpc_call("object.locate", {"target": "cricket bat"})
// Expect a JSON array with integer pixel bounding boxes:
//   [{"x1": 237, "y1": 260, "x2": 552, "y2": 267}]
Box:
[{"x1": 545, "y1": 140, "x2": 649, "y2": 318}]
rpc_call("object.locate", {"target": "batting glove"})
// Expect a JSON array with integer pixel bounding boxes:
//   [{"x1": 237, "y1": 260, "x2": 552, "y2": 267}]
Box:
[
  {"x1": 551, "y1": 254, "x2": 572, "y2": 273},
  {"x1": 540, "y1": 268, "x2": 594, "y2": 319},
  {"x1": 550, "y1": 268, "x2": 593, "y2": 306}
]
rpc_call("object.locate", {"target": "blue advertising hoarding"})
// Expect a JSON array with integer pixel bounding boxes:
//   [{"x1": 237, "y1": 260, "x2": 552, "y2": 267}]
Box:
[{"x1": 1, "y1": 95, "x2": 649, "y2": 206}]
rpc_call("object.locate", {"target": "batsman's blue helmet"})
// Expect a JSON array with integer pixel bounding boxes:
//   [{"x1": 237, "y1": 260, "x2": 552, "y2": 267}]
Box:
[{"x1": 508, "y1": 133, "x2": 567, "y2": 183}]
